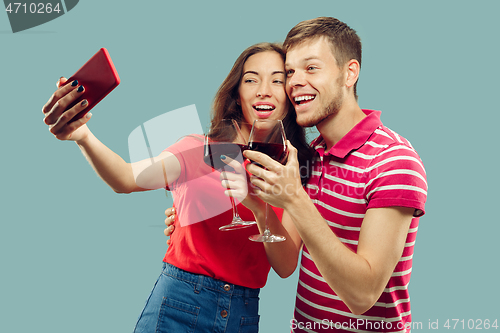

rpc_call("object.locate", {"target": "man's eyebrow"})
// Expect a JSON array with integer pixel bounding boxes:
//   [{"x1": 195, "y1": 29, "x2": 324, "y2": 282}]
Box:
[
  {"x1": 243, "y1": 70, "x2": 285, "y2": 76},
  {"x1": 285, "y1": 56, "x2": 322, "y2": 67},
  {"x1": 304, "y1": 56, "x2": 322, "y2": 61}
]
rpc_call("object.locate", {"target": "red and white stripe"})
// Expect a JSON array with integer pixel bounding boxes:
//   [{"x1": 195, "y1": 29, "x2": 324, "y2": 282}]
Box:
[{"x1": 293, "y1": 121, "x2": 427, "y2": 333}]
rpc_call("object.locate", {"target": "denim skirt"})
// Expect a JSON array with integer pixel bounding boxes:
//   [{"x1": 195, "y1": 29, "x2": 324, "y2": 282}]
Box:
[{"x1": 133, "y1": 263, "x2": 260, "y2": 333}]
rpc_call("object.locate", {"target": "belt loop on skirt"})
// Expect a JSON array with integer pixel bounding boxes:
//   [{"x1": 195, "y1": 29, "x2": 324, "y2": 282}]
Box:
[
  {"x1": 245, "y1": 287, "x2": 250, "y2": 305},
  {"x1": 194, "y1": 275, "x2": 203, "y2": 294}
]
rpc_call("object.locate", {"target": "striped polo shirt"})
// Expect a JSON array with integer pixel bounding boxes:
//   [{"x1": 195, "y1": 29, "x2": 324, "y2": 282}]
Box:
[{"x1": 292, "y1": 109, "x2": 427, "y2": 333}]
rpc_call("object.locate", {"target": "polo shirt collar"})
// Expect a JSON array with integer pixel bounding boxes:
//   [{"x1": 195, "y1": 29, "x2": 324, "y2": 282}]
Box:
[{"x1": 311, "y1": 109, "x2": 382, "y2": 158}]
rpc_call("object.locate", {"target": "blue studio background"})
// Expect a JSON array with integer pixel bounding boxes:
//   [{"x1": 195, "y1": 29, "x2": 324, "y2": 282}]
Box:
[{"x1": 1, "y1": 0, "x2": 499, "y2": 332}]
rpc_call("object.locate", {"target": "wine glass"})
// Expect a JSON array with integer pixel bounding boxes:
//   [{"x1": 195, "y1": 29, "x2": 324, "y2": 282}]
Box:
[
  {"x1": 203, "y1": 119, "x2": 256, "y2": 231},
  {"x1": 247, "y1": 119, "x2": 287, "y2": 243}
]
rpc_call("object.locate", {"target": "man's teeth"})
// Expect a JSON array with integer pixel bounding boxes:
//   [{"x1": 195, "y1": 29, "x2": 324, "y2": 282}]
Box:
[
  {"x1": 295, "y1": 95, "x2": 315, "y2": 104},
  {"x1": 254, "y1": 105, "x2": 274, "y2": 111}
]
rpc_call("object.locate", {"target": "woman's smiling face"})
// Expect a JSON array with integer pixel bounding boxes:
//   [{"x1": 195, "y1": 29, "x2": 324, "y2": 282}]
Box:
[{"x1": 238, "y1": 51, "x2": 288, "y2": 126}]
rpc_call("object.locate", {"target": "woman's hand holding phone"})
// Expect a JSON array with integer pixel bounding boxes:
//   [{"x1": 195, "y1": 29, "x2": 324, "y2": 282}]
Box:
[
  {"x1": 42, "y1": 77, "x2": 92, "y2": 142},
  {"x1": 42, "y1": 48, "x2": 120, "y2": 142}
]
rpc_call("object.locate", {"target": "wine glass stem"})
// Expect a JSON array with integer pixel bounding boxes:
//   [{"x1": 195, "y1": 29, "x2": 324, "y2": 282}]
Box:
[
  {"x1": 229, "y1": 195, "x2": 241, "y2": 220},
  {"x1": 263, "y1": 203, "x2": 271, "y2": 235}
]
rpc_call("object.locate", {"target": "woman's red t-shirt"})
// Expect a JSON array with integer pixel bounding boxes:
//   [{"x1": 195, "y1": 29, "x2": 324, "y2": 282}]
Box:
[{"x1": 163, "y1": 135, "x2": 282, "y2": 288}]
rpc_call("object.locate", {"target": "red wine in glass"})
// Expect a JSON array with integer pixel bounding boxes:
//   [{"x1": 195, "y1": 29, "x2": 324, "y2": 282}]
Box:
[
  {"x1": 204, "y1": 142, "x2": 248, "y2": 171},
  {"x1": 247, "y1": 142, "x2": 286, "y2": 164},
  {"x1": 204, "y1": 119, "x2": 255, "y2": 231},
  {"x1": 247, "y1": 119, "x2": 287, "y2": 243}
]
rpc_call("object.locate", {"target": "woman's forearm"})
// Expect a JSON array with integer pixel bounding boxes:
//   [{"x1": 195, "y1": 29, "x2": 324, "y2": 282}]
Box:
[{"x1": 76, "y1": 130, "x2": 138, "y2": 193}]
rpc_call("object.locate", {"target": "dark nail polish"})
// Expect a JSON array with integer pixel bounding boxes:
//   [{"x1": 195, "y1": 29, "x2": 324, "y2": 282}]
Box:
[
  {"x1": 81, "y1": 99, "x2": 88, "y2": 107},
  {"x1": 71, "y1": 80, "x2": 78, "y2": 86},
  {"x1": 220, "y1": 155, "x2": 226, "y2": 160},
  {"x1": 77, "y1": 85, "x2": 84, "y2": 93}
]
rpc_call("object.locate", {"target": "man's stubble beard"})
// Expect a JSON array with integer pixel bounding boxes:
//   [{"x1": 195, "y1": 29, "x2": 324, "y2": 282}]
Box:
[
  {"x1": 296, "y1": 75, "x2": 345, "y2": 128},
  {"x1": 297, "y1": 90, "x2": 344, "y2": 127}
]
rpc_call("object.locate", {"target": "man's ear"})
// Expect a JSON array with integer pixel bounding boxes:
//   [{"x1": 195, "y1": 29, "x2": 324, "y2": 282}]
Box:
[{"x1": 345, "y1": 59, "x2": 360, "y2": 88}]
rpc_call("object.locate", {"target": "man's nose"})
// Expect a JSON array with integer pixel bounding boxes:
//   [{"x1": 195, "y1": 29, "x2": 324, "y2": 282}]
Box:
[{"x1": 287, "y1": 71, "x2": 306, "y2": 88}]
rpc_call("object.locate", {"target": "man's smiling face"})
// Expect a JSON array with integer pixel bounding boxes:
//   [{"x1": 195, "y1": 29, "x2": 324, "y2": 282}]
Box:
[{"x1": 285, "y1": 37, "x2": 346, "y2": 128}]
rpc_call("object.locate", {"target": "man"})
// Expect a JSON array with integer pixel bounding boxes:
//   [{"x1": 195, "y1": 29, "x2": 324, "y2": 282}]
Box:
[{"x1": 241, "y1": 17, "x2": 427, "y2": 332}]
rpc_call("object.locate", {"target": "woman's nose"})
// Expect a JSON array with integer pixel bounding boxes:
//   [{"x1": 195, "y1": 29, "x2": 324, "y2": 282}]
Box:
[{"x1": 257, "y1": 81, "x2": 272, "y2": 98}]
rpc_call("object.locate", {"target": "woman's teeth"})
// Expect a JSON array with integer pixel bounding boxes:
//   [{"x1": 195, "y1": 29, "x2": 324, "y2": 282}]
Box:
[{"x1": 254, "y1": 105, "x2": 275, "y2": 112}]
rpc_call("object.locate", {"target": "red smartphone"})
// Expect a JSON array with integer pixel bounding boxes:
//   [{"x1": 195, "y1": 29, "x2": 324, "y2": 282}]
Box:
[{"x1": 63, "y1": 48, "x2": 120, "y2": 122}]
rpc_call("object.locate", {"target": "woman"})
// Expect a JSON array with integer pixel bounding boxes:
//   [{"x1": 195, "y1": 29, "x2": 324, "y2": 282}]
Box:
[{"x1": 42, "y1": 43, "x2": 312, "y2": 332}]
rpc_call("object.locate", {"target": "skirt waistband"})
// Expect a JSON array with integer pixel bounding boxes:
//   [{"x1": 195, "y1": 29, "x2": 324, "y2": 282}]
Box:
[{"x1": 162, "y1": 263, "x2": 260, "y2": 297}]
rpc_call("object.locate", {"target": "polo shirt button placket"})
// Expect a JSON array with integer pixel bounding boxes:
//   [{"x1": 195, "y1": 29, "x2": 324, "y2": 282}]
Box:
[{"x1": 317, "y1": 156, "x2": 325, "y2": 197}]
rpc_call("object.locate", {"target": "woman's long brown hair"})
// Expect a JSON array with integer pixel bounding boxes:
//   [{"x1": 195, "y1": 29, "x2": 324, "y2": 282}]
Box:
[{"x1": 209, "y1": 42, "x2": 313, "y2": 184}]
